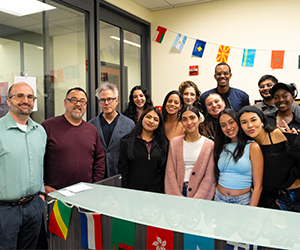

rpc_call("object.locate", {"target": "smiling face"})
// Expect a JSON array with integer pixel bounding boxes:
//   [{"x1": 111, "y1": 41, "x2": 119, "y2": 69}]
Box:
[
  {"x1": 165, "y1": 94, "x2": 182, "y2": 116},
  {"x1": 205, "y1": 94, "x2": 225, "y2": 118},
  {"x1": 142, "y1": 110, "x2": 160, "y2": 133},
  {"x1": 64, "y1": 90, "x2": 87, "y2": 120},
  {"x1": 182, "y1": 86, "x2": 197, "y2": 106},
  {"x1": 219, "y1": 113, "x2": 239, "y2": 141},
  {"x1": 132, "y1": 89, "x2": 146, "y2": 109},
  {"x1": 259, "y1": 79, "x2": 275, "y2": 101},
  {"x1": 214, "y1": 65, "x2": 232, "y2": 89},
  {"x1": 274, "y1": 89, "x2": 294, "y2": 113},
  {"x1": 181, "y1": 110, "x2": 201, "y2": 134},
  {"x1": 239, "y1": 112, "x2": 264, "y2": 139}
]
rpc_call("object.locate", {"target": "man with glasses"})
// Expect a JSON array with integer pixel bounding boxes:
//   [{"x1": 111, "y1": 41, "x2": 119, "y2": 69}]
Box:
[
  {"x1": 253, "y1": 74, "x2": 300, "y2": 116},
  {"x1": 0, "y1": 82, "x2": 47, "y2": 249},
  {"x1": 42, "y1": 87, "x2": 105, "y2": 195},
  {"x1": 200, "y1": 62, "x2": 249, "y2": 114},
  {"x1": 89, "y1": 82, "x2": 135, "y2": 177}
]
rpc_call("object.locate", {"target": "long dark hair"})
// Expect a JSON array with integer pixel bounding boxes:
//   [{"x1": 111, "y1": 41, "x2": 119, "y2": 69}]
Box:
[
  {"x1": 214, "y1": 109, "x2": 250, "y2": 181},
  {"x1": 162, "y1": 90, "x2": 184, "y2": 122},
  {"x1": 124, "y1": 107, "x2": 168, "y2": 164},
  {"x1": 237, "y1": 106, "x2": 275, "y2": 134},
  {"x1": 123, "y1": 86, "x2": 153, "y2": 123}
]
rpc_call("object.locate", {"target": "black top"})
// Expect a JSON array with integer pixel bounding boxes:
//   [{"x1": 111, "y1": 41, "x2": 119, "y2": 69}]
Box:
[
  {"x1": 258, "y1": 132, "x2": 300, "y2": 208},
  {"x1": 266, "y1": 111, "x2": 300, "y2": 130},
  {"x1": 118, "y1": 137, "x2": 168, "y2": 193},
  {"x1": 100, "y1": 113, "x2": 119, "y2": 146}
]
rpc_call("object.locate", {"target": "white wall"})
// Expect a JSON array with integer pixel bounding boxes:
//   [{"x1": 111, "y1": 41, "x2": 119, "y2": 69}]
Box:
[{"x1": 106, "y1": 0, "x2": 300, "y2": 107}]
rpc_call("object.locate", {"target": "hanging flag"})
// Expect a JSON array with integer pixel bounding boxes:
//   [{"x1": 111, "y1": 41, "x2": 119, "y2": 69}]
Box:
[
  {"x1": 147, "y1": 226, "x2": 174, "y2": 250},
  {"x1": 172, "y1": 33, "x2": 187, "y2": 51},
  {"x1": 111, "y1": 218, "x2": 135, "y2": 250},
  {"x1": 271, "y1": 50, "x2": 285, "y2": 69},
  {"x1": 80, "y1": 212, "x2": 103, "y2": 250},
  {"x1": 153, "y1": 26, "x2": 167, "y2": 43},
  {"x1": 241, "y1": 49, "x2": 256, "y2": 67},
  {"x1": 216, "y1": 45, "x2": 231, "y2": 63},
  {"x1": 192, "y1": 39, "x2": 206, "y2": 58},
  {"x1": 227, "y1": 241, "x2": 262, "y2": 250},
  {"x1": 298, "y1": 55, "x2": 300, "y2": 69},
  {"x1": 184, "y1": 234, "x2": 214, "y2": 250},
  {"x1": 48, "y1": 200, "x2": 72, "y2": 240}
]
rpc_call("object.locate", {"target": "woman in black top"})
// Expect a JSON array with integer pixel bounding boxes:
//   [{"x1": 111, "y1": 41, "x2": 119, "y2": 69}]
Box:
[
  {"x1": 118, "y1": 107, "x2": 168, "y2": 193},
  {"x1": 238, "y1": 106, "x2": 300, "y2": 211}
]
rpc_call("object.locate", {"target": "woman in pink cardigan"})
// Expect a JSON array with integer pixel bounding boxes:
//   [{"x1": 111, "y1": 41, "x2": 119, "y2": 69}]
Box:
[{"x1": 165, "y1": 105, "x2": 216, "y2": 199}]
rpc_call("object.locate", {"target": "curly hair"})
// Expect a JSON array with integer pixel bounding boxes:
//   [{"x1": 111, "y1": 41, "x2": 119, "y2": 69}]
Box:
[
  {"x1": 178, "y1": 80, "x2": 202, "y2": 112},
  {"x1": 123, "y1": 86, "x2": 153, "y2": 123}
]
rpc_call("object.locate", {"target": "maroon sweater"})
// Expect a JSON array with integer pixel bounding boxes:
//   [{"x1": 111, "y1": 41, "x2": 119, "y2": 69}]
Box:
[{"x1": 42, "y1": 115, "x2": 105, "y2": 189}]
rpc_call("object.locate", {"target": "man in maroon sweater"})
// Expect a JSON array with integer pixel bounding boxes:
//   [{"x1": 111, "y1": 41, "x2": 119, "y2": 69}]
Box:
[{"x1": 42, "y1": 87, "x2": 105, "y2": 194}]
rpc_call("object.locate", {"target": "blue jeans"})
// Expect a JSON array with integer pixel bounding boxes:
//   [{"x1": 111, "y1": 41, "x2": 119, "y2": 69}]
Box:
[
  {"x1": 214, "y1": 188, "x2": 251, "y2": 205},
  {"x1": 275, "y1": 186, "x2": 300, "y2": 212},
  {"x1": 182, "y1": 182, "x2": 188, "y2": 197}
]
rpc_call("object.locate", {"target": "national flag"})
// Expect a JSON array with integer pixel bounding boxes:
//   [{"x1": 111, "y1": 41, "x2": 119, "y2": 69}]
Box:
[
  {"x1": 227, "y1": 241, "x2": 262, "y2": 250},
  {"x1": 298, "y1": 55, "x2": 300, "y2": 69},
  {"x1": 172, "y1": 33, "x2": 187, "y2": 51},
  {"x1": 184, "y1": 234, "x2": 214, "y2": 250},
  {"x1": 111, "y1": 218, "x2": 135, "y2": 250},
  {"x1": 216, "y1": 45, "x2": 231, "y2": 63},
  {"x1": 80, "y1": 212, "x2": 103, "y2": 250},
  {"x1": 147, "y1": 226, "x2": 174, "y2": 250},
  {"x1": 192, "y1": 39, "x2": 206, "y2": 58},
  {"x1": 271, "y1": 50, "x2": 284, "y2": 69},
  {"x1": 153, "y1": 26, "x2": 167, "y2": 43},
  {"x1": 48, "y1": 200, "x2": 72, "y2": 240},
  {"x1": 241, "y1": 49, "x2": 256, "y2": 67}
]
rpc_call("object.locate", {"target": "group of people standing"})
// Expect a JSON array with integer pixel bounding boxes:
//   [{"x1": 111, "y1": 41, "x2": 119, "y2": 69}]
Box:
[
  {"x1": 119, "y1": 62, "x2": 300, "y2": 214},
  {"x1": 1, "y1": 62, "x2": 300, "y2": 249}
]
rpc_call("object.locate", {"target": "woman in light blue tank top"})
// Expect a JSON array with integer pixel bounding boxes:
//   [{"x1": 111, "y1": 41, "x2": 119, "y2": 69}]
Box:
[{"x1": 213, "y1": 109, "x2": 263, "y2": 206}]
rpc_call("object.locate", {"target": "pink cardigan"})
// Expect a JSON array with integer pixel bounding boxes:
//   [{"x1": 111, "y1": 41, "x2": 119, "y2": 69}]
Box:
[{"x1": 165, "y1": 135, "x2": 216, "y2": 200}]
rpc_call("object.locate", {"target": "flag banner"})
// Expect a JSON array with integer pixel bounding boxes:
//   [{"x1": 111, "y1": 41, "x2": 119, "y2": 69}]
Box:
[
  {"x1": 227, "y1": 241, "x2": 262, "y2": 250},
  {"x1": 298, "y1": 55, "x2": 300, "y2": 69},
  {"x1": 192, "y1": 39, "x2": 206, "y2": 58},
  {"x1": 153, "y1": 26, "x2": 167, "y2": 43},
  {"x1": 48, "y1": 200, "x2": 72, "y2": 240},
  {"x1": 271, "y1": 50, "x2": 284, "y2": 69},
  {"x1": 111, "y1": 218, "x2": 135, "y2": 250},
  {"x1": 184, "y1": 233, "x2": 214, "y2": 250},
  {"x1": 216, "y1": 45, "x2": 231, "y2": 63},
  {"x1": 242, "y1": 49, "x2": 256, "y2": 67},
  {"x1": 80, "y1": 212, "x2": 103, "y2": 250},
  {"x1": 172, "y1": 33, "x2": 187, "y2": 51},
  {"x1": 147, "y1": 226, "x2": 174, "y2": 250}
]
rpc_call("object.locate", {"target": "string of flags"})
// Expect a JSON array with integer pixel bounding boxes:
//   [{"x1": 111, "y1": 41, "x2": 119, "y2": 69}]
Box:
[{"x1": 153, "y1": 25, "x2": 294, "y2": 69}]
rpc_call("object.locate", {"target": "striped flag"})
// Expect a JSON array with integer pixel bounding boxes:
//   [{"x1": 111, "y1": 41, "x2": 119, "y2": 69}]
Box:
[
  {"x1": 48, "y1": 200, "x2": 72, "y2": 240},
  {"x1": 172, "y1": 33, "x2": 187, "y2": 51},
  {"x1": 216, "y1": 45, "x2": 231, "y2": 63},
  {"x1": 227, "y1": 241, "x2": 262, "y2": 250},
  {"x1": 242, "y1": 49, "x2": 256, "y2": 67},
  {"x1": 153, "y1": 26, "x2": 167, "y2": 43},
  {"x1": 80, "y1": 212, "x2": 103, "y2": 250}
]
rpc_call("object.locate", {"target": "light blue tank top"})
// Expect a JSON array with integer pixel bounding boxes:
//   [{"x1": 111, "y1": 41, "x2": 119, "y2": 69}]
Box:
[{"x1": 218, "y1": 141, "x2": 252, "y2": 189}]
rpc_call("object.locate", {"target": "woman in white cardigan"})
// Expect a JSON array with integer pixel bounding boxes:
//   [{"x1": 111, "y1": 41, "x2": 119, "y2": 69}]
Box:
[{"x1": 165, "y1": 105, "x2": 216, "y2": 199}]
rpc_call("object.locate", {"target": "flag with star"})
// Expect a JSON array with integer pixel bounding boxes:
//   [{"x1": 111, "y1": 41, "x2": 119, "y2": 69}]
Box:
[
  {"x1": 216, "y1": 45, "x2": 231, "y2": 63},
  {"x1": 153, "y1": 26, "x2": 167, "y2": 44},
  {"x1": 192, "y1": 39, "x2": 206, "y2": 58},
  {"x1": 271, "y1": 50, "x2": 284, "y2": 69},
  {"x1": 227, "y1": 241, "x2": 262, "y2": 250},
  {"x1": 184, "y1": 234, "x2": 214, "y2": 250},
  {"x1": 173, "y1": 33, "x2": 187, "y2": 51},
  {"x1": 241, "y1": 49, "x2": 256, "y2": 67}
]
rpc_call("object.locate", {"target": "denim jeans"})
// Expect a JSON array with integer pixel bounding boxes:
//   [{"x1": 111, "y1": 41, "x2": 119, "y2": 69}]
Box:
[
  {"x1": 275, "y1": 186, "x2": 300, "y2": 212},
  {"x1": 214, "y1": 188, "x2": 251, "y2": 205},
  {"x1": 182, "y1": 182, "x2": 188, "y2": 197}
]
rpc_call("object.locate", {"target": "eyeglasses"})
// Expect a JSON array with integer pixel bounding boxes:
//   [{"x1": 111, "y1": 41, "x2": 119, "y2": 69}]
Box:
[
  {"x1": 9, "y1": 93, "x2": 37, "y2": 102},
  {"x1": 66, "y1": 97, "x2": 87, "y2": 105},
  {"x1": 98, "y1": 97, "x2": 116, "y2": 104},
  {"x1": 259, "y1": 83, "x2": 274, "y2": 89}
]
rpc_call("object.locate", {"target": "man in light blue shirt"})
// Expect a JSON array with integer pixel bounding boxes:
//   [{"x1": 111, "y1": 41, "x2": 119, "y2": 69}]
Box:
[{"x1": 0, "y1": 82, "x2": 47, "y2": 249}]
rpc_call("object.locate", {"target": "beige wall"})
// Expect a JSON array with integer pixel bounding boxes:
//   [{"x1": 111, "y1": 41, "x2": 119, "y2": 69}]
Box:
[{"x1": 105, "y1": 0, "x2": 300, "y2": 106}]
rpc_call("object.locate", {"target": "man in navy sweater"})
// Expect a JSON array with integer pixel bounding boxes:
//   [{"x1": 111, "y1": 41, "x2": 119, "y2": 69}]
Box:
[{"x1": 200, "y1": 62, "x2": 249, "y2": 114}]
